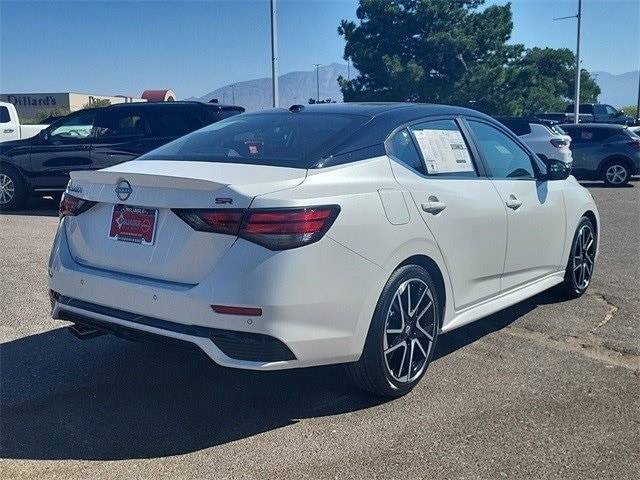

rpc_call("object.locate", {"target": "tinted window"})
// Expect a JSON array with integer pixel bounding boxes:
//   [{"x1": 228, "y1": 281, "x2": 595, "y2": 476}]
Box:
[
  {"x1": 138, "y1": 112, "x2": 367, "y2": 168},
  {"x1": 49, "y1": 110, "x2": 97, "y2": 139},
  {"x1": 387, "y1": 129, "x2": 424, "y2": 174},
  {"x1": 468, "y1": 120, "x2": 535, "y2": 179},
  {"x1": 95, "y1": 109, "x2": 147, "y2": 138},
  {"x1": 499, "y1": 120, "x2": 531, "y2": 136},
  {"x1": 215, "y1": 109, "x2": 244, "y2": 121},
  {"x1": 0, "y1": 106, "x2": 10, "y2": 123},
  {"x1": 408, "y1": 119, "x2": 477, "y2": 177},
  {"x1": 152, "y1": 108, "x2": 204, "y2": 136},
  {"x1": 605, "y1": 105, "x2": 618, "y2": 115}
]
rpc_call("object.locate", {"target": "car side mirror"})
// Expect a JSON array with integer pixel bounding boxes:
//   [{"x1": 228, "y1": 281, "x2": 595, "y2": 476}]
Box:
[
  {"x1": 617, "y1": 110, "x2": 624, "y2": 116},
  {"x1": 545, "y1": 159, "x2": 571, "y2": 181},
  {"x1": 39, "y1": 129, "x2": 50, "y2": 141}
]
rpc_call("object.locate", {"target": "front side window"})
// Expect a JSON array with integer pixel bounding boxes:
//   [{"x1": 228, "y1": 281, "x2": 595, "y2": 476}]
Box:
[
  {"x1": 49, "y1": 110, "x2": 97, "y2": 139},
  {"x1": 467, "y1": 120, "x2": 535, "y2": 179},
  {"x1": 605, "y1": 105, "x2": 618, "y2": 116}
]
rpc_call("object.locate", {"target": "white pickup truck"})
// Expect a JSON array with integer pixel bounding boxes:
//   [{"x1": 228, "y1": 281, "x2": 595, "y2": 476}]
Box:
[{"x1": 0, "y1": 101, "x2": 48, "y2": 143}]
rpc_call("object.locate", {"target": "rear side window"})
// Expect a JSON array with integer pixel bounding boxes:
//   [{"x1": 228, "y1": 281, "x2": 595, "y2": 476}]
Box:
[
  {"x1": 152, "y1": 109, "x2": 204, "y2": 136},
  {"x1": 409, "y1": 119, "x2": 477, "y2": 177},
  {"x1": 215, "y1": 109, "x2": 244, "y2": 121},
  {"x1": 95, "y1": 110, "x2": 147, "y2": 138},
  {"x1": 387, "y1": 129, "x2": 425, "y2": 174},
  {"x1": 0, "y1": 106, "x2": 10, "y2": 123},
  {"x1": 138, "y1": 112, "x2": 367, "y2": 167},
  {"x1": 500, "y1": 120, "x2": 531, "y2": 136}
]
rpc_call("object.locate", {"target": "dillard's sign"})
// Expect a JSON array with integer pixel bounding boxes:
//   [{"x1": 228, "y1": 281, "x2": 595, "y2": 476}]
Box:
[{"x1": 5, "y1": 95, "x2": 58, "y2": 106}]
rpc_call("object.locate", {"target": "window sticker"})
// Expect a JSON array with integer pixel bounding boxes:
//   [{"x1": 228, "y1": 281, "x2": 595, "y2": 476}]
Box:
[{"x1": 412, "y1": 129, "x2": 475, "y2": 174}]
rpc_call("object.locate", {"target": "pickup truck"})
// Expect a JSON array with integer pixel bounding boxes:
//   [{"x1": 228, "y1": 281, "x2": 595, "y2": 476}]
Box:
[
  {"x1": 0, "y1": 101, "x2": 48, "y2": 142},
  {"x1": 565, "y1": 104, "x2": 638, "y2": 125},
  {"x1": 538, "y1": 104, "x2": 638, "y2": 125}
]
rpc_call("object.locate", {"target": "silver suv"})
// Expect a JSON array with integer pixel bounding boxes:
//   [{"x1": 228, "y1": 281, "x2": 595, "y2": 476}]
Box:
[{"x1": 495, "y1": 117, "x2": 573, "y2": 165}]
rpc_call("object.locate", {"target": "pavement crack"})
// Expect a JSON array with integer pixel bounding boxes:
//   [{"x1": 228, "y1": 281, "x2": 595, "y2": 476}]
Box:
[
  {"x1": 589, "y1": 292, "x2": 619, "y2": 333},
  {"x1": 503, "y1": 325, "x2": 639, "y2": 371}
]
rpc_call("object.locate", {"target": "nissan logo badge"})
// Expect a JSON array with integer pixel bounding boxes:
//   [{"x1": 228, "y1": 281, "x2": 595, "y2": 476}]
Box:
[{"x1": 115, "y1": 180, "x2": 132, "y2": 201}]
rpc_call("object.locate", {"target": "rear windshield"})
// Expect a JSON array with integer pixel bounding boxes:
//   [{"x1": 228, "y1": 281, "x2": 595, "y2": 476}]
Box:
[{"x1": 138, "y1": 112, "x2": 367, "y2": 168}]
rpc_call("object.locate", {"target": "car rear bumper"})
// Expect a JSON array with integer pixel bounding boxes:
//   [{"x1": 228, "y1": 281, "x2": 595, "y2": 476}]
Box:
[{"x1": 48, "y1": 221, "x2": 383, "y2": 370}]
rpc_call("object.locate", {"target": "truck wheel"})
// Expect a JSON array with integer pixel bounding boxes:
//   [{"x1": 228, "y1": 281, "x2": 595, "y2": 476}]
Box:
[
  {"x1": 0, "y1": 165, "x2": 28, "y2": 210},
  {"x1": 602, "y1": 160, "x2": 630, "y2": 187}
]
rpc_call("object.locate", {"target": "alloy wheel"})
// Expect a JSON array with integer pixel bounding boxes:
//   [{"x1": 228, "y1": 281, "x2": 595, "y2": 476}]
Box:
[
  {"x1": 383, "y1": 278, "x2": 437, "y2": 383},
  {"x1": 605, "y1": 164, "x2": 628, "y2": 185},
  {"x1": 0, "y1": 173, "x2": 15, "y2": 205},
  {"x1": 572, "y1": 224, "x2": 595, "y2": 290}
]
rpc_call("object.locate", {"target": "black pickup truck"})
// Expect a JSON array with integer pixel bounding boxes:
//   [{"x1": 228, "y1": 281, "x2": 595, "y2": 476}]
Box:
[{"x1": 538, "y1": 104, "x2": 638, "y2": 125}]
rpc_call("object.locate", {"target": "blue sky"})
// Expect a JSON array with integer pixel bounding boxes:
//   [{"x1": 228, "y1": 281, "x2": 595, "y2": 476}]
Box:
[{"x1": 1, "y1": 0, "x2": 638, "y2": 99}]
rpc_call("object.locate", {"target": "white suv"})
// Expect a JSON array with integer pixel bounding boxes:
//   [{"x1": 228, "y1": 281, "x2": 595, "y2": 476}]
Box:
[{"x1": 495, "y1": 117, "x2": 573, "y2": 165}]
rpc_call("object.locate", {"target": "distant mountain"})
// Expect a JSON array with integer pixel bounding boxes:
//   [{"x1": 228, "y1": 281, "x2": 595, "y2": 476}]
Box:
[
  {"x1": 593, "y1": 70, "x2": 639, "y2": 108},
  {"x1": 188, "y1": 63, "x2": 350, "y2": 110}
]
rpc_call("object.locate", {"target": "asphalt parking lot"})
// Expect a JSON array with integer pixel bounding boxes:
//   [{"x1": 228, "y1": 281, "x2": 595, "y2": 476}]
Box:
[{"x1": 1, "y1": 182, "x2": 638, "y2": 479}]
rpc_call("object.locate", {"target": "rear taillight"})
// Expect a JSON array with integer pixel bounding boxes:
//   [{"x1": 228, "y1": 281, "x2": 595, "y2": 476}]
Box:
[
  {"x1": 628, "y1": 138, "x2": 640, "y2": 148},
  {"x1": 59, "y1": 193, "x2": 97, "y2": 218},
  {"x1": 550, "y1": 139, "x2": 569, "y2": 148},
  {"x1": 173, "y1": 206, "x2": 340, "y2": 250},
  {"x1": 173, "y1": 210, "x2": 244, "y2": 235}
]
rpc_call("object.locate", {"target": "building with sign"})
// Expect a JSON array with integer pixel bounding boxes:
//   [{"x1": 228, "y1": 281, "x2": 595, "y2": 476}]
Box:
[{"x1": 0, "y1": 90, "x2": 177, "y2": 120}]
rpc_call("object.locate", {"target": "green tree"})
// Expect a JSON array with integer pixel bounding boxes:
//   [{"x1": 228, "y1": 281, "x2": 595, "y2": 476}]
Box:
[
  {"x1": 82, "y1": 99, "x2": 111, "y2": 109},
  {"x1": 338, "y1": 0, "x2": 600, "y2": 115},
  {"x1": 31, "y1": 107, "x2": 71, "y2": 124},
  {"x1": 618, "y1": 105, "x2": 638, "y2": 118}
]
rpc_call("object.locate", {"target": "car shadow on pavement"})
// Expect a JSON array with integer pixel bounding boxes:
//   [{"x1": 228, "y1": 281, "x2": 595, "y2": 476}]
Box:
[
  {"x1": 0, "y1": 291, "x2": 561, "y2": 461},
  {"x1": 0, "y1": 196, "x2": 59, "y2": 217}
]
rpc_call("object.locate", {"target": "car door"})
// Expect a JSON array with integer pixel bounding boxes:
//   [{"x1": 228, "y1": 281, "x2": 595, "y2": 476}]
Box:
[
  {"x1": 564, "y1": 127, "x2": 609, "y2": 178},
  {"x1": 388, "y1": 118, "x2": 507, "y2": 310},
  {"x1": 465, "y1": 119, "x2": 566, "y2": 292},
  {"x1": 28, "y1": 109, "x2": 97, "y2": 190},
  {"x1": 90, "y1": 107, "x2": 155, "y2": 169}
]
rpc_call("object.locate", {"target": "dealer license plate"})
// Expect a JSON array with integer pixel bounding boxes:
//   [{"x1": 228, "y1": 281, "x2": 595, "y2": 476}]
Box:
[{"x1": 108, "y1": 204, "x2": 158, "y2": 245}]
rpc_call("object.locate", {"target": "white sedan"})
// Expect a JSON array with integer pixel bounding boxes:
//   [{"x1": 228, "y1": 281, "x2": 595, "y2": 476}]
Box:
[{"x1": 48, "y1": 103, "x2": 599, "y2": 397}]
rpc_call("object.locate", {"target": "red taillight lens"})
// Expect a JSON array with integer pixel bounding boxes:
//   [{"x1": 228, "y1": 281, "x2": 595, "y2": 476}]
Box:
[
  {"x1": 241, "y1": 207, "x2": 340, "y2": 250},
  {"x1": 550, "y1": 139, "x2": 568, "y2": 148},
  {"x1": 173, "y1": 210, "x2": 243, "y2": 235},
  {"x1": 211, "y1": 305, "x2": 263, "y2": 316},
  {"x1": 173, "y1": 206, "x2": 340, "y2": 250},
  {"x1": 59, "y1": 193, "x2": 97, "y2": 218},
  {"x1": 628, "y1": 139, "x2": 640, "y2": 148}
]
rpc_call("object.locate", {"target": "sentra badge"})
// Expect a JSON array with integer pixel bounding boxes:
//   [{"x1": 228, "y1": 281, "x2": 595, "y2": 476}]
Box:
[
  {"x1": 115, "y1": 180, "x2": 132, "y2": 201},
  {"x1": 67, "y1": 181, "x2": 83, "y2": 194}
]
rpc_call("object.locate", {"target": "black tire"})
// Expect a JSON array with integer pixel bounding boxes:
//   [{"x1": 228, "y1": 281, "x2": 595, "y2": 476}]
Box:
[
  {"x1": 601, "y1": 159, "x2": 630, "y2": 187},
  {"x1": 557, "y1": 216, "x2": 597, "y2": 299},
  {"x1": 0, "y1": 165, "x2": 28, "y2": 211},
  {"x1": 348, "y1": 265, "x2": 441, "y2": 397}
]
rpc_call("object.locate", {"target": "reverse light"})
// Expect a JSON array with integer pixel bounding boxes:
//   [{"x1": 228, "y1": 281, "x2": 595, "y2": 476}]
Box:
[
  {"x1": 550, "y1": 139, "x2": 569, "y2": 148},
  {"x1": 59, "y1": 193, "x2": 97, "y2": 218},
  {"x1": 173, "y1": 206, "x2": 340, "y2": 250}
]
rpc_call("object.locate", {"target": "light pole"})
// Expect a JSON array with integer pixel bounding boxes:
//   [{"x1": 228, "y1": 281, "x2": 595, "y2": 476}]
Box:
[
  {"x1": 231, "y1": 84, "x2": 235, "y2": 105},
  {"x1": 347, "y1": 58, "x2": 351, "y2": 81},
  {"x1": 554, "y1": 0, "x2": 582, "y2": 124},
  {"x1": 270, "y1": 0, "x2": 279, "y2": 107},
  {"x1": 313, "y1": 63, "x2": 321, "y2": 102}
]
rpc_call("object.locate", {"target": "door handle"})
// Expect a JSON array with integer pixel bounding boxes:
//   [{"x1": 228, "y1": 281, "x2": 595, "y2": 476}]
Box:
[
  {"x1": 421, "y1": 196, "x2": 447, "y2": 215},
  {"x1": 505, "y1": 195, "x2": 522, "y2": 210},
  {"x1": 3, "y1": 128, "x2": 15, "y2": 133}
]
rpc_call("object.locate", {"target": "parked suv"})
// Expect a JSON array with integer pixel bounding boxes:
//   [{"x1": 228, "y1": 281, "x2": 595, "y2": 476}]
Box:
[
  {"x1": 560, "y1": 123, "x2": 640, "y2": 186},
  {"x1": 0, "y1": 101, "x2": 244, "y2": 209},
  {"x1": 494, "y1": 117, "x2": 572, "y2": 165}
]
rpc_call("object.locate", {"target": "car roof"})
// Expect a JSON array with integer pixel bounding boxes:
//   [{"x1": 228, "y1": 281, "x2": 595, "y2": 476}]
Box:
[
  {"x1": 108, "y1": 101, "x2": 245, "y2": 111},
  {"x1": 559, "y1": 123, "x2": 627, "y2": 129},
  {"x1": 495, "y1": 116, "x2": 559, "y2": 125}
]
